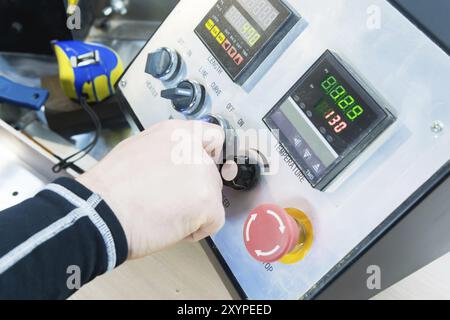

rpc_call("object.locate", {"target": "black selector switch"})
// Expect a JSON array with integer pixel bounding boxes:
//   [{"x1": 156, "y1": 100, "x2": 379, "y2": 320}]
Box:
[
  {"x1": 200, "y1": 114, "x2": 229, "y2": 130},
  {"x1": 201, "y1": 114, "x2": 221, "y2": 126},
  {"x1": 145, "y1": 47, "x2": 181, "y2": 81},
  {"x1": 221, "y1": 156, "x2": 261, "y2": 191},
  {"x1": 161, "y1": 80, "x2": 205, "y2": 115}
]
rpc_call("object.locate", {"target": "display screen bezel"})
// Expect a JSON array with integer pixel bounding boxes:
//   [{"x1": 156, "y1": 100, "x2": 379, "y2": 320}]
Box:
[
  {"x1": 263, "y1": 50, "x2": 395, "y2": 190},
  {"x1": 195, "y1": 0, "x2": 296, "y2": 83}
]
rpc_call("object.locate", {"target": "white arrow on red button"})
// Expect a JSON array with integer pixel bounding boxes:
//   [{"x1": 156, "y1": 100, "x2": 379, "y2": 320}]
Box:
[
  {"x1": 245, "y1": 214, "x2": 257, "y2": 242},
  {"x1": 243, "y1": 204, "x2": 301, "y2": 263},
  {"x1": 255, "y1": 245, "x2": 281, "y2": 257},
  {"x1": 245, "y1": 210, "x2": 286, "y2": 242},
  {"x1": 267, "y1": 209, "x2": 286, "y2": 234}
]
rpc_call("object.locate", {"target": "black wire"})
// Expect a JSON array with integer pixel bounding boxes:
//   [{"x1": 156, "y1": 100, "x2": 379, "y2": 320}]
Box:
[{"x1": 52, "y1": 97, "x2": 102, "y2": 173}]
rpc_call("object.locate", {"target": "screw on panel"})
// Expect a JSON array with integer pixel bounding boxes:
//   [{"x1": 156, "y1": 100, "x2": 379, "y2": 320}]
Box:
[
  {"x1": 120, "y1": 80, "x2": 127, "y2": 88},
  {"x1": 431, "y1": 121, "x2": 444, "y2": 134}
]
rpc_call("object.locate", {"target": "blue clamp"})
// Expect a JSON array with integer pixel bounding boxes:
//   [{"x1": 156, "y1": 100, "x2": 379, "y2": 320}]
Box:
[{"x1": 0, "y1": 76, "x2": 49, "y2": 111}]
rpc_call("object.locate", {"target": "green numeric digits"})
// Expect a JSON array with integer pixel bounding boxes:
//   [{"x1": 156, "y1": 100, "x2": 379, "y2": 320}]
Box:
[
  {"x1": 321, "y1": 76, "x2": 337, "y2": 93},
  {"x1": 347, "y1": 105, "x2": 364, "y2": 121},
  {"x1": 330, "y1": 85, "x2": 346, "y2": 101},
  {"x1": 337, "y1": 95, "x2": 355, "y2": 110}
]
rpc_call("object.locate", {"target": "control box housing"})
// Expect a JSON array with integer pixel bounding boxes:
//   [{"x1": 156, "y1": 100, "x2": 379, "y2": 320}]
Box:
[{"x1": 117, "y1": 0, "x2": 450, "y2": 299}]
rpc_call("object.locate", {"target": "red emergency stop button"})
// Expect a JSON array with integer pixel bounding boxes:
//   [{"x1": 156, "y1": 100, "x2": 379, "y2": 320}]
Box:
[{"x1": 243, "y1": 204, "x2": 301, "y2": 263}]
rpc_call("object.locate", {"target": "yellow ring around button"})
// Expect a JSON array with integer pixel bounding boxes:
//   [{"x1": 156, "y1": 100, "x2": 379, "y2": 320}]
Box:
[{"x1": 279, "y1": 208, "x2": 314, "y2": 265}]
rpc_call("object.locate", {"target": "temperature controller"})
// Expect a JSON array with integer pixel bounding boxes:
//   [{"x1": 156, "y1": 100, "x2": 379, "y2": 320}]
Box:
[{"x1": 264, "y1": 51, "x2": 396, "y2": 190}]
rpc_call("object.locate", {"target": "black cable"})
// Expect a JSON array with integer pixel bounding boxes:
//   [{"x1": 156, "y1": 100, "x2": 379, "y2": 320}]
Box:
[{"x1": 52, "y1": 97, "x2": 102, "y2": 173}]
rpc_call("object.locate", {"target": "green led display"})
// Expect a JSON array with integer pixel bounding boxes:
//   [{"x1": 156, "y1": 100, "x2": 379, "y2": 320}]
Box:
[{"x1": 321, "y1": 75, "x2": 364, "y2": 121}]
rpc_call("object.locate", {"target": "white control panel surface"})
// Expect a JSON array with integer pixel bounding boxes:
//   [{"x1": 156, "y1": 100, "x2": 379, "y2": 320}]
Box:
[{"x1": 119, "y1": 0, "x2": 450, "y2": 299}]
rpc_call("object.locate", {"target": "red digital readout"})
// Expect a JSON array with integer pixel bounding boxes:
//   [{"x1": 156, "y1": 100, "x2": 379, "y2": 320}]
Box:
[{"x1": 324, "y1": 110, "x2": 348, "y2": 133}]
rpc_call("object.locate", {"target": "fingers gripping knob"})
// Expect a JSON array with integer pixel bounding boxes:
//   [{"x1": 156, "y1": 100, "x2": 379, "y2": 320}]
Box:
[
  {"x1": 243, "y1": 204, "x2": 313, "y2": 264},
  {"x1": 221, "y1": 160, "x2": 239, "y2": 182},
  {"x1": 221, "y1": 156, "x2": 261, "y2": 191}
]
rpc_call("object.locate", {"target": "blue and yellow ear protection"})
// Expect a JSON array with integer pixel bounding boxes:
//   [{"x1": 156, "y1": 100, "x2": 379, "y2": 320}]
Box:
[
  {"x1": 52, "y1": 40, "x2": 124, "y2": 172},
  {"x1": 53, "y1": 40, "x2": 124, "y2": 103}
]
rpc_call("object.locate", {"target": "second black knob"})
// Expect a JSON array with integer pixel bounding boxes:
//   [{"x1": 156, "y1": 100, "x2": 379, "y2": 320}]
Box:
[
  {"x1": 221, "y1": 156, "x2": 261, "y2": 191},
  {"x1": 161, "y1": 80, "x2": 205, "y2": 115}
]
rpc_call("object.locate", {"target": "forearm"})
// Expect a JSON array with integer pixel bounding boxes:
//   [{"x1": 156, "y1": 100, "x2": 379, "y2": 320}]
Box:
[{"x1": 0, "y1": 178, "x2": 128, "y2": 300}]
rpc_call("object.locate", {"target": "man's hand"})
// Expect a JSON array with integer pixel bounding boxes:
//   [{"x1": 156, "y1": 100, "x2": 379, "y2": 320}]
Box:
[{"x1": 77, "y1": 120, "x2": 226, "y2": 259}]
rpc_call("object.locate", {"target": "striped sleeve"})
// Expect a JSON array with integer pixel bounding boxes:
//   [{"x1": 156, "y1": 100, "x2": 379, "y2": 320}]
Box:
[{"x1": 0, "y1": 178, "x2": 128, "y2": 300}]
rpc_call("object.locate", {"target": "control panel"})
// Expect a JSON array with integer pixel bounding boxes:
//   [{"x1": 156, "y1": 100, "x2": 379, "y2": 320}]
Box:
[{"x1": 118, "y1": 0, "x2": 450, "y2": 299}]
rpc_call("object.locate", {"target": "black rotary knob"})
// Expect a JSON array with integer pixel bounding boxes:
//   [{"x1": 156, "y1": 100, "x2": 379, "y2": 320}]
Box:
[
  {"x1": 145, "y1": 47, "x2": 181, "y2": 81},
  {"x1": 200, "y1": 114, "x2": 230, "y2": 130},
  {"x1": 161, "y1": 80, "x2": 205, "y2": 115},
  {"x1": 221, "y1": 156, "x2": 261, "y2": 191}
]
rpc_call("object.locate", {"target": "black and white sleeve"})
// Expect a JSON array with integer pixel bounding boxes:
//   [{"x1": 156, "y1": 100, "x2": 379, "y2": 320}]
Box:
[{"x1": 0, "y1": 178, "x2": 128, "y2": 300}]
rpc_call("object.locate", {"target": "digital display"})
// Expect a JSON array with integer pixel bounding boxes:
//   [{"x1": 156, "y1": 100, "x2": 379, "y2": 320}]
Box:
[
  {"x1": 321, "y1": 75, "x2": 365, "y2": 127},
  {"x1": 195, "y1": 0, "x2": 298, "y2": 84},
  {"x1": 264, "y1": 51, "x2": 395, "y2": 190},
  {"x1": 237, "y1": 0, "x2": 280, "y2": 30},
  {"x1": 224, "y1": 6, "x2": 261, "y2": 47},
  {"x1": 304, "y1": 63, "x2": 383, "y2": 155}
]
